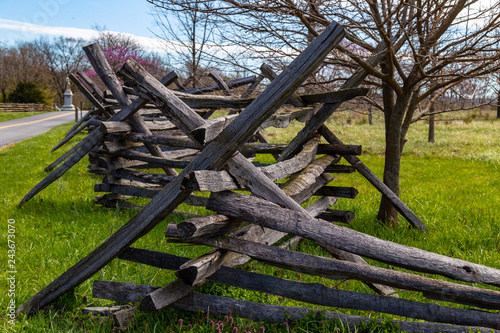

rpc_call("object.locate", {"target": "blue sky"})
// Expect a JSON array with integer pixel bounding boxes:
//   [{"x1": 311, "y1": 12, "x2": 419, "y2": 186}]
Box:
[
  {"x1": 0, "y1": 0, "x2": 162, "y2": 49},
  {"x1": 0, "y1": 0, "x2": 252, "y2": 70}
]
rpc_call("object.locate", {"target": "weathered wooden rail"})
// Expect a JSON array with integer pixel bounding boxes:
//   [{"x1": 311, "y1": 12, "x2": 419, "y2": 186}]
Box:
[{"x1": 16, "y1": 20, "x2": 500, "y2": 332}]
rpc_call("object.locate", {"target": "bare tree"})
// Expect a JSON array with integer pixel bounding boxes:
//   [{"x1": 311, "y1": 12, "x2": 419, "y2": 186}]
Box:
[
  {"x1": 92, "y1": 25, "x2": 143, "y2": 52},
  {"x1": 148, "y1": 0, "x2": 216, "y2": 88},
  {"x1": 149, "y1": 0, "x2": 500, "y2": 225},
  {"x1": 11, "y1": 41, "x2": 49, "y2": 88},
  {"x1": 0, "y1": 44, "x2": 16, "y2": 102},
  {"x1": 0, "y1": 41, "x2": 50, "y2": 102},
  {"x1": 37, "y1": 37, "x2": 88, "y2": 105}
]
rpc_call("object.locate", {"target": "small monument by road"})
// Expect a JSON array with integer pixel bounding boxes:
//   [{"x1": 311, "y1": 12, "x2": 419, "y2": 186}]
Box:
[{"x1": 60, "y1": 77, "x2": 76, "y2": 111}]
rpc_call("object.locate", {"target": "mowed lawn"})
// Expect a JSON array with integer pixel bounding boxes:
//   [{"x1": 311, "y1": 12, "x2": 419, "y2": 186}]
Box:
[{"x1": 0, "y1": 109, "x2": 499, "y2": 332}]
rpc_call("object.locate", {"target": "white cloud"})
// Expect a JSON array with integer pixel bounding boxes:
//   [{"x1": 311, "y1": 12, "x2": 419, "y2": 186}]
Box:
[
  {"x1": 0, "y1": 18, "x2": 169, "y2": 54},
  {"x1": 0, "y1": 18, "x2": 98, "y2": 40}
]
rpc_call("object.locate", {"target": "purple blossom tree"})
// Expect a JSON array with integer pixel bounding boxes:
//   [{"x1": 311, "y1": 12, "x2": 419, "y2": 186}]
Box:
[{"x1": 84, "y1": 45, "x2": 167, "y2": 91}]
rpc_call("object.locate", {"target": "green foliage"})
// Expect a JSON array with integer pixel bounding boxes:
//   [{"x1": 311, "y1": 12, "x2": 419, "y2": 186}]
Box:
[{"x1": 7, "y1": 81, "x2": 49, "y2": 104}]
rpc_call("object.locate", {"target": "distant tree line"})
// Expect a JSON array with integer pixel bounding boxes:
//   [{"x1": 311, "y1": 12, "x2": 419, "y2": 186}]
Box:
[
  {"x1": 0, "y1": 28, "x2": 171, "y2": 108},
  {"x1": 0, "y1": 37, "x2": 87, "y2": 106}
]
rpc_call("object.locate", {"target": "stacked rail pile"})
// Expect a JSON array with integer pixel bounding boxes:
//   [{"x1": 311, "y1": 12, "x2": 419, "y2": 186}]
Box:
[
  {"x1": 17, "y1": 21, "x2": 500, "y2": 332},
  {"x1": 90, "y1": 88, "x2": 364, "y2": 214},
  {"x1": 60, "y1": 58, "x2": 365, "y2": 213}
]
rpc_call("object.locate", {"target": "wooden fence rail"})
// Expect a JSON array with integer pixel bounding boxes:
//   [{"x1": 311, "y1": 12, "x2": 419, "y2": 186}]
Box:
[{"x1": 0, "y1": 103, "x2": 52, "y2": 112}]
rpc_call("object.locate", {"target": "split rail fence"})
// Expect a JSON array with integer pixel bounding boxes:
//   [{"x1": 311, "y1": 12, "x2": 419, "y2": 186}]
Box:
[
  {"x1": 16, "y1": 21, "x2": 500, "y2": 332},
  {"x1": 0, "y1": 102, "x2": 52, "y2": 112}
]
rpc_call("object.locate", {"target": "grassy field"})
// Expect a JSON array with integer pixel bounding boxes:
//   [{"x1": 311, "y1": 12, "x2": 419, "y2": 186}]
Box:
[
  {"x1": 0, "y1": 112, "x2": 53, "y2": 123},
  {"x1": 0, "y1": 109, "x2": 499, "y2": 332}
]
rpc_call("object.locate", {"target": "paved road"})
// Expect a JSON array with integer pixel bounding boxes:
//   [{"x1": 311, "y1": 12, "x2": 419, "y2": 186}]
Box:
[{"x1": 0, "y1": 111, "x2": 80, "y2": 148}]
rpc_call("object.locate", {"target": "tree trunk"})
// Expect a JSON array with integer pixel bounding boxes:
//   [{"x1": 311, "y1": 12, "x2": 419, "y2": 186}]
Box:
[
  {"x1": 377, "y1": 84, "x2": 414, "y2": 226},
  {"x1": 428, "y1": 113, "x2": 435, "y2": 142},
  {"x1": 428, "y1": 66, "x2": 437, "y2": 141},
  {"x1": 377, "y1": 123, "x2": 401, "y2": 226},
  {"x1": 377, "y1": 60, "x2": 400, "y2": 226}
]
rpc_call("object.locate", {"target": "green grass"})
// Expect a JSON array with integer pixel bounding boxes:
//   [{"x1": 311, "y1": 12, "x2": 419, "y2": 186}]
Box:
[
  {"x1": 0, "y1": 110, "x2": 499, "y2": 332},
  {"x1": 0, "y1": 112, "x2": 53, "y2": 123}
]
